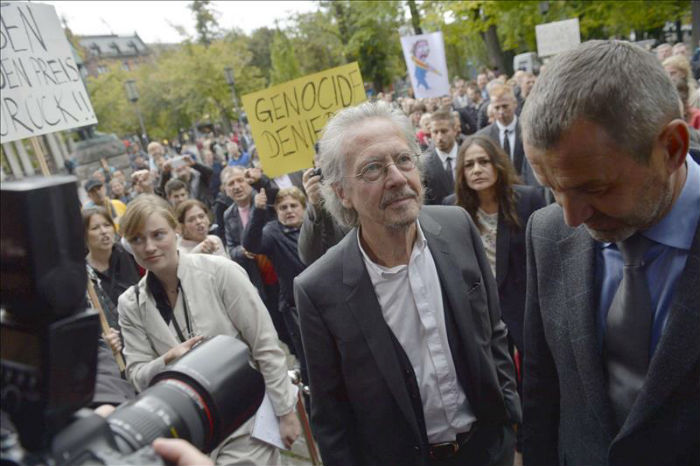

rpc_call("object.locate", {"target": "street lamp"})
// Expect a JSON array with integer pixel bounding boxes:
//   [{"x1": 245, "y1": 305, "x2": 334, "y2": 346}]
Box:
[
  {"x1": 124, "y1": 79, "x2": 148, "y2": 145},
  {"x1": 224, "y1": 66, "x2": 242, "y2": 123}
]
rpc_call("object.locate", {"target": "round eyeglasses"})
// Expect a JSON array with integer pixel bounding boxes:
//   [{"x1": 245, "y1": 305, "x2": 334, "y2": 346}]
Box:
[{"x1": 350, "y1": 153, "x2": 419, "y2": 183}]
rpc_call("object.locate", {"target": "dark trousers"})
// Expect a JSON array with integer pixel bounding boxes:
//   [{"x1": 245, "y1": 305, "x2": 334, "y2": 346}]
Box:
[{"x1": 262, "y1": 283, "x2": 294, "y2": 350}]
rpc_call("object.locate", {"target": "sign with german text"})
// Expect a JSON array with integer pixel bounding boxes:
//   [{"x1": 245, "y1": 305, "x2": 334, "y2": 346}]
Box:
[
  {"x1": 1, "y1": 2, "x2": 98, "y2": 143},
  {"x1": 242, "y1": 62, "x2": 366, "y2": 178},
  {"x1": 535, "y1": 18, "x2": 581, "y2": 58}
]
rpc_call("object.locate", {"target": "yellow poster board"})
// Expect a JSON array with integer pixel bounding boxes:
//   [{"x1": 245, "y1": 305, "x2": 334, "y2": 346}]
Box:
[{"x1": 242, "y1": 63, "x2": 366, "y2": 178}]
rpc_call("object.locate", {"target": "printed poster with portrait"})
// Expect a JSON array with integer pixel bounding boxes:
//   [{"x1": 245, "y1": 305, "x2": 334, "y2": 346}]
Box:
[{"x1": 400, "y1": 31, "x2": 450, "y2": 99}]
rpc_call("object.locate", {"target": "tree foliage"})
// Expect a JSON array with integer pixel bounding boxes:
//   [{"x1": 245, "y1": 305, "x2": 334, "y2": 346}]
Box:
[
  {"x1": 87, "y1": 37, "x2": 265, "y2": 140},
  {"x1": 188, "y1": 0, "x2": 220, "y2": 46},
  {"x1": 421, "y1": 1, "x2": 691, "y2": 76},
  {"x1": 85, "y1": 1, "x2": 693, "y2": 140},
  {"x1": 323, "y1": 1, "x2": 406, "y2": 91},
  {"x1": 270, "y1": 30, "x2": 302, "y2": 85}
]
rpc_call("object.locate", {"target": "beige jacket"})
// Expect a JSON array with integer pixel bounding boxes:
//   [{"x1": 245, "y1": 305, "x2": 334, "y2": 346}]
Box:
[{"x1": 117, "y1": 253, "x2": 296, "y2": 416}]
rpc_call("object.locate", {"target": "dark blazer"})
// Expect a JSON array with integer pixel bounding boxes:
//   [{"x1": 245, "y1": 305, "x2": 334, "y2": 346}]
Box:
[
  {"x1": 457, "y1": 105, "x2": 478, "y2": 136},
  {"x1": 444, "y1": 185, "x2": 546, "y2": 351},
  {"x1": 294, "y1": 206, "x2": 521, "y2": 466},
  {"x1": 422, "y1": 148, "x2": 455, "y2": 205},
  {"x1": 222, "y1": 190, "x2": 277, "y2": 298},
  {"x1": 522, "y1": 204, "x2": 700, "y2": 466},
  {"x1": 477, "y1": 121, "x2": 540, "y2": 189}
]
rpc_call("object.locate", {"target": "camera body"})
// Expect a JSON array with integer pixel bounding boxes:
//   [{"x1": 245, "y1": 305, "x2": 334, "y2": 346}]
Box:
[{"x1": 1, "y1": 177, "x2": 264, "y2": 466}]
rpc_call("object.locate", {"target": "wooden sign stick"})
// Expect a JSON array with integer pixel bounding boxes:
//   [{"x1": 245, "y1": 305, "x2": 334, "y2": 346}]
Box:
[
  {"x1": 86, "y1": 279, "x2": 126, "y2": 372},
  {"x1": 29, "y1": 137, "x2": 50, "y2": 176}
]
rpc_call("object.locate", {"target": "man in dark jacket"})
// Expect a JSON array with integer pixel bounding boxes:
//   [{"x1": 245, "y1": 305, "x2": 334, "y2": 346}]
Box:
[{"x1": 221, "y1": 166, "x2": 292, "y2": 349}]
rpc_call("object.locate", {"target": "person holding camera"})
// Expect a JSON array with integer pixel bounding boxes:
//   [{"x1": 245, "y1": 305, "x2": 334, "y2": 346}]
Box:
[
  {"x1": 117, "y1": 195, "x2": 301, "y2": 465},
  {"x1": 297, "y1": 167, "x2": 349, "y2": 265}
]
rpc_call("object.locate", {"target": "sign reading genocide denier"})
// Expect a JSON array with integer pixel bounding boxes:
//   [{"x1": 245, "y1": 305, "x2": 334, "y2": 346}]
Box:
[
  {"x1": 242, "y1": 62, "x2": 366, "y2": 178},
  {"x1": 0, "y1": 2, "x2": 98, "y2": 144}
]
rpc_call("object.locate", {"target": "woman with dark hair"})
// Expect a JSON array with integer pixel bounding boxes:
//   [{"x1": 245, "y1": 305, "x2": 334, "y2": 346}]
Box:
[
  {"x1": 444, "y1": 135, "x2": 545, "y2": 356},
  {"x1": 83, "y1": 206, "x2": 141, "y2": 355}
]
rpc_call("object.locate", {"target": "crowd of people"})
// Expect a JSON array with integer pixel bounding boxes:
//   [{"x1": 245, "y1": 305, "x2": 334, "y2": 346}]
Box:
[{"x1": 77, "y1": 39, "x2": 699, "y2": 466}]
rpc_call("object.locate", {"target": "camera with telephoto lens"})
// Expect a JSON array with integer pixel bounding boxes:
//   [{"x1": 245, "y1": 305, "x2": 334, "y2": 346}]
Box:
[{"x1": 1, "y1": 176, "x2": 265, "y2": 466}]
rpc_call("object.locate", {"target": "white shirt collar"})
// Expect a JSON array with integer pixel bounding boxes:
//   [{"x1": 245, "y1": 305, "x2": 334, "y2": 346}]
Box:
[
  {"x1": 496, "y1": 115, "x2": 517, "y2": 134},
  {"x1": 357, "y1": 220, "x2": 427, "y2": 276},
  {"x1": 435, "y1": 143, "x2": 459, "y2": 165}
]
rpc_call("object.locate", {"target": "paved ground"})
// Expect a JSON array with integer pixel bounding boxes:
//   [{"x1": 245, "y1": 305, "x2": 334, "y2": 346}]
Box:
[{"x1": 281, "y1": 435, "x2": 316, "y2": 465}]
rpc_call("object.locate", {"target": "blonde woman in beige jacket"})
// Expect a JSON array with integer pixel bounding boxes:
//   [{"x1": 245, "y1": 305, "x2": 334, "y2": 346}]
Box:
[{"x1": 117, "y1": 195, "x2": 300, "y2": 465}]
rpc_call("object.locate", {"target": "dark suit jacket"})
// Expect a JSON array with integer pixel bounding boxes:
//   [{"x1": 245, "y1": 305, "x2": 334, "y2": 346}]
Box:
[
  {"x1": 444, "y1": 185, "x2": 546, "y2": 351},
  {"x1": 477, "y1": 121, "x2": 540, "y2": 189},
  {"x1": 422, "y1": 149, "x2": 455, "y2": 205},
  {"x1": 457, "y1": 106, "x2": 478, "y2": 136},
  {"x1": 294, "y1": 206, "x2": 521, "y2": 466},
  {"x1": 522, "y1": 204, "x2": 700, "y2": 466},
  {"x1": 223, "y1": 189, "x2": 278, "y2": 300}
]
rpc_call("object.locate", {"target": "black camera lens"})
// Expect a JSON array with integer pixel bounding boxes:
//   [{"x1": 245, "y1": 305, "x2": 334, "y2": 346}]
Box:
[{"x1": 107, "y1": 336, "x2": 264, "y2": 454}]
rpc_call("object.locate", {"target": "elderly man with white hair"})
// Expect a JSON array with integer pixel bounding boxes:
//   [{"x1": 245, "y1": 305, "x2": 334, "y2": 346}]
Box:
[{"x1": 294, "y1": 101, "x2": 520, "y2": 466}]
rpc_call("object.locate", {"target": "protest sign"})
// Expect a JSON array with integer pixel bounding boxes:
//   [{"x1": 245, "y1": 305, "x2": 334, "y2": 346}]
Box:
[
  {"x1": 400, "y1": 31, "x2": 450, "y2": 99},
  {"x1": 242, "y1": 62, "x2": 366, "y2": 178},
  {"x1": 536, "y1": 18, "x2": 581, "y2": 57},
  {"x1": 0, "y1": 2, "x2": 98, "y2": 144}
]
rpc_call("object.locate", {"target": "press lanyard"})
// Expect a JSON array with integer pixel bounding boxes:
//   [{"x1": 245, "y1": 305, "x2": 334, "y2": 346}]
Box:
[{"x1": 171, "y1": 283, "x2": 193, "y2": 343}]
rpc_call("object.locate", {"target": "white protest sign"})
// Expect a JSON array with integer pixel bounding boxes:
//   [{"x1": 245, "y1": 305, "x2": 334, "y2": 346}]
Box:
[
  {"x1": 535, "y1": 18, "x2": 581, "y2": 58},
  {"x1": 400, "y1": 31, "x2": 450, "y2": 99},
  {"x1": 0, "y1": 2, "x2": 97, "y2": 143}
]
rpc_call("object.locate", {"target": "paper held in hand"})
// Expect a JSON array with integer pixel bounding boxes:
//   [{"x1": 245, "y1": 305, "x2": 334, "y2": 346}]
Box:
[{"x1": 251, "y1": 384, "x2": 299, "y2": 449}]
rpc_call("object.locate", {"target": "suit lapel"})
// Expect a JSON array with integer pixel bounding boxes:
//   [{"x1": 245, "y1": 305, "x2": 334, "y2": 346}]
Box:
[
  {"x1": 558, "y1": 228, "x2": 615, "y2": 439},
  {"x1": 617, "y1": 225, "x2": 700, "y2": 439},
  {"x1": 421, "y1": 212, "x2": 483, "y2": 404},
  {"x1": 341, "y1": 233, "x2": 422, "y2": 441},
  {"x1": 495, "y1": 215, "x2": 510, "y2": 288},
  {"x1": 428, "y1": 150, "x2": 451, "y2": 194}
]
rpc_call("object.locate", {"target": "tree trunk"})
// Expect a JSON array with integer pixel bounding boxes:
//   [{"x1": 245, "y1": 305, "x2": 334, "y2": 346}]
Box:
[
  {"x1": 214, "y1": 99, "x2": 232, "y2": 135},
  {"x1": 480, "y1": 25, "x2": 509, "y2": 76},
  {"x1": 692, "y1": 1, "x2": 700, "y2": 51},
  {"x1": 675, "y1": 19, "x2": 682, "y2": 44},
  {"x1": 407, "y1": 0, "x2": 422, "y2": 35},
  {"x1": 332, "y1": 2, "x2": 352, "y2": 62}
]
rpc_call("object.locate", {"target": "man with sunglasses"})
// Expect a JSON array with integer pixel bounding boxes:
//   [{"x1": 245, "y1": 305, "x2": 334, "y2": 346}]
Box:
[{"x1": 294, "y1": 102, "x2": 520, "y2": 466}]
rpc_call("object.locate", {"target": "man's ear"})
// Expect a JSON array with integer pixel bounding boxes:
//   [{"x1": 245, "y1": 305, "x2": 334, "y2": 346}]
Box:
[
  {"x1": 658, "y1": 119, "x2": 690, "y2": 173},
  {"x1": 333, "y1": 182, "x2": 353, "y2": 209}
]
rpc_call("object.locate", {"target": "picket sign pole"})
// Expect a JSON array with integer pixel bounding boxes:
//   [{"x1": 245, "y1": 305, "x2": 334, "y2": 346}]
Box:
[
  {"x1": 29, "y1": 137, "x2": 51, "y2": 176},
  {"x1": 87, "y1": 279, "x2": 127, "y2": 372}
]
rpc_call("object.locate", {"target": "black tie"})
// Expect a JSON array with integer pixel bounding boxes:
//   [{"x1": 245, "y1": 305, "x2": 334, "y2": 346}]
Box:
[
  {"x1": 502, "y1": 129, "x2": 511, "y2": 159},
  {"x1": 605, "y1": 233, "x2": 654, "y2": 429},
  {"x1": 445, "y1": 156, "x2": 454, "y2": 190}
]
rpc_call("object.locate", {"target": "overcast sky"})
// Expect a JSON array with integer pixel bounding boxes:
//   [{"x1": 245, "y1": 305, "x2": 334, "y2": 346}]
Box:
[{"x1": 41, "y1": 1, "x2": 319, "y2": 43}]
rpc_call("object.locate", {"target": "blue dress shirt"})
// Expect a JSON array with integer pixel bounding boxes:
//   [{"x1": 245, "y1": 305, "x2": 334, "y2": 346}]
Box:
[{"x1": 596, "y1": 155, "x2": 700, "y2": 355}]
